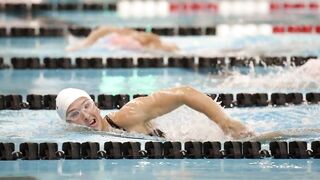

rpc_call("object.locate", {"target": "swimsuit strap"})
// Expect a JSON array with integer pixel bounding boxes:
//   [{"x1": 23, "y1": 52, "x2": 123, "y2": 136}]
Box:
[
  {"x1": 105, "y1": 115, "x2": 124, "y2": 130},
  {"x1": 151, "y1": 129, "x2": 165, "y2": 138}
]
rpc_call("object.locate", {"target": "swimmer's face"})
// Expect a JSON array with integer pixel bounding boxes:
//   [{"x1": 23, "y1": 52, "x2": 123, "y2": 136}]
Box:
[{"x1": 66, "y1": 97, "x2": 104, "y2": 130}]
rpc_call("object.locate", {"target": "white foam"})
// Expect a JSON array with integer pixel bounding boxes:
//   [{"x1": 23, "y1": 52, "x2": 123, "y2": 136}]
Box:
[
  {"x1": 214, "y1": 60, "x2": 320, "y2": 92},
  {"x1": 151, "y1": 106, "x2": 228, "y2": 142}
]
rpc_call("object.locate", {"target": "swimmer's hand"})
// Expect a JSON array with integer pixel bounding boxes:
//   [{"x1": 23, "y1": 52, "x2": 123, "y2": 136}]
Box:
[
  {"x1": 66, "y1": 43, "x2": 85, "y2": 52},
  {"x1": 65, "y1": 35, "x2": 89, "y2": 52},
  {"x1": 220, "y1": 118, "x2": 255, "y2": 139}
]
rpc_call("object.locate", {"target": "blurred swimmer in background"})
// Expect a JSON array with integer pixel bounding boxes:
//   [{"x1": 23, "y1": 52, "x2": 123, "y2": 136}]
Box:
[{"x1": 66, "y1": 26, "x2": 179, "y2": 53}]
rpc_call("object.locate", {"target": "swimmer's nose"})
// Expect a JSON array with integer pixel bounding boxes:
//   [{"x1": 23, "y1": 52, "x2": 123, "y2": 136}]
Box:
[{"x1": 82, "y1": 111, "x2": 93, "y2": 122}]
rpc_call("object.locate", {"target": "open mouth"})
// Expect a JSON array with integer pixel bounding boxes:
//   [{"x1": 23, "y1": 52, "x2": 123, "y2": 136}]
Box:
[{"x1": 89, "y1": 119, "x2": 97, "y2": 127}]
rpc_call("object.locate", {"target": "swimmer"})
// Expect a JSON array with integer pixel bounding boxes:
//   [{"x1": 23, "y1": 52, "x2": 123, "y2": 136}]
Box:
[
  {"x1": 56, "y1": 86, "x2": 254, "y2": 140},
  {"x1": 295, "y1": 59, "x2": 320, "y2": 78},
  {"x1": 66, "y1": 26, "x2": 179, "y2": 53}
]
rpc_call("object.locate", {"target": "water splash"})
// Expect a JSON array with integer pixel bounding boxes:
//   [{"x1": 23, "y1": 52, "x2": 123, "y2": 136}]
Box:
[{"x1": 212, "y1": 60, "x2": 320, "y2": 93}]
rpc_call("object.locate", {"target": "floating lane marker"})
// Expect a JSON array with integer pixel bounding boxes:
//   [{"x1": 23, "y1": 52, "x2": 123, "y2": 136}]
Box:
[
  {"x1": 1, "y1": 91, "x2": 320, "y2": 110},
  {"x1": 0, "y1": 24, "x2": 320, "y2": 37},
  {"x1": 216, "y1": 24, "x2": 273, "y2": 36},
  {"x1": 0, "y1": 141, "x2": 319, "y2": 160},
  {"x1": 2, "y1": 1, "x2": 320, "y2": 15}
]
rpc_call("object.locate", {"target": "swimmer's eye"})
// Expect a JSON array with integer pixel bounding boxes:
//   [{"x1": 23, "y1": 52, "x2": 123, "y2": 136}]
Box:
[
  {"x1": 68, "y1": 111, "x2": 80, "y2": 119},
  {"x1": 83, "y1": 102, "x2": 92, "y2": 110}
]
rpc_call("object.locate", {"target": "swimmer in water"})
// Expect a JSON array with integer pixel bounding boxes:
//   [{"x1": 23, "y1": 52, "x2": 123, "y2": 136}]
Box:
[
  {"x1": 56, "y1": 86, "x2": 254, "y2": 139},
  {"x1": 295, "y1": 59, "x2": 320, "y2": 78},
  {"x1": 66, "y1": 26, "x2": 179, "y2": 53}
]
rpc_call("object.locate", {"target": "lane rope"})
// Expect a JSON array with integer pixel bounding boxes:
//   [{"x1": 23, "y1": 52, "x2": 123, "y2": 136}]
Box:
[
  {"x1": 0, "y1": 56, "x2": 317, "y2": 69},
  {"x1": 0, "y1": 92, "x2": 319, "y2": 110},
  {"x1": 0, "y1": 141, "x2": 319, "y2": 160}
]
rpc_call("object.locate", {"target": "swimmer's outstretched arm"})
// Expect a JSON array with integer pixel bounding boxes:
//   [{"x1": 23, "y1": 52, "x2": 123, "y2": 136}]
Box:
[
  {"x1": 66, "y1": 26, "x2": 121, "y2": 51},
  {"x1": 111, "y1": 86, "x2": 253, "y2": 139}
]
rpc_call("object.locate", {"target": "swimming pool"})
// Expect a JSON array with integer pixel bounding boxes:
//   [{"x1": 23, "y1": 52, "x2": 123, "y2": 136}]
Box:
[
  {"x1": 1, "y1": 62, "x2": 319, "y2": 180},
  {"x1": 1, "y1": 0, "x2": 320, "y2": 179},
  {"x1": 0, "y1": 159, "x2": 319, "y2": 179}
]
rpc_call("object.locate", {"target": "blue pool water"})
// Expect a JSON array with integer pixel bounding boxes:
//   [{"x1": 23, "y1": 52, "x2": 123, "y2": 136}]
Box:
[
  {"x1": 1, "y1": 3, "x2": 320, "y2": 180},
  {"x1": 2, "y1": 35, "x2": 320, "y2": 58},
  {"x1": 0, "y1": 66, "x2": 319, "y2": 95},
  {"x1": 0, "y1": 159, "x2": 319, "y2": 180}
]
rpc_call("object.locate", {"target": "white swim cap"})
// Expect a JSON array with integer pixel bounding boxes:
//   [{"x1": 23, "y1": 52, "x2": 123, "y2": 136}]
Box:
[{"x1": 56, "y1": 88, "x2": 91, "y2": 120}]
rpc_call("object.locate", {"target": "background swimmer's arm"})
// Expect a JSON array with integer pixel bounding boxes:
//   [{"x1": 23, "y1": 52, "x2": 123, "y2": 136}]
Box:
[
  {"x1": 66, "y1": 26, "x2": 131, "y2": 51},
  {"x1": 113, "y1": 86, "x2": 252, "y2": 139},
  {"x1": 75, "y1": 26, "x2": 119, "y2": 49}
]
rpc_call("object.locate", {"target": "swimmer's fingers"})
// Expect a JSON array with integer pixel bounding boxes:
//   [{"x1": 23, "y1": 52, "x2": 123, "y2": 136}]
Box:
[
  {"x1": 223, "y1": 118, "x2": 256, "y2": 139},
  {"x1": 66, "y1": 43, "x2": 88, "y2": 52},
  {"x1": 65, "y1": 45, "x2": 76, "y2": 52},
  {"x1": 230, "y1": 130, "x2": 254, "y2": 139}
]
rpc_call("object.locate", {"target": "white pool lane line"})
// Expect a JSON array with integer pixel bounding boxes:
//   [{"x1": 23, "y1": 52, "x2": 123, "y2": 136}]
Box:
[{"x1": 117, "y1": 0, "x2": 320, "y2": 18}]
